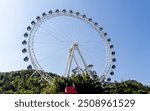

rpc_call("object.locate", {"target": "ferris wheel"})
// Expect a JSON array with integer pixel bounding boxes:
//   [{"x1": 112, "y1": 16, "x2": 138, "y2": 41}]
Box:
[{"x1": 22, "y1": 9, "x2": 116, "y2": 84}]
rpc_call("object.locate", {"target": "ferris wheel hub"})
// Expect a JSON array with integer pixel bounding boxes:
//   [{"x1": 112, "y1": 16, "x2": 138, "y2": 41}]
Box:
[{"x1": 69, "y1": 43, "x2": 78, "y2": 51}]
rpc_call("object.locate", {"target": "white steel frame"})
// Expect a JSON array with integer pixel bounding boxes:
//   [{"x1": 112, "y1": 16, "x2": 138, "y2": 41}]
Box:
[
  {"x1": 64, "y1": 43, "x2": 91, "y2": 77},
  {"x1": 23, "y1": 9, "x2": 115, "y2": 84}
]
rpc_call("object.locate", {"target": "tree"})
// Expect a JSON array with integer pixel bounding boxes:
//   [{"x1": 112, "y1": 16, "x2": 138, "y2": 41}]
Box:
[{"x1": 0, "y1": 70, "x2": 150, "y2": 94}]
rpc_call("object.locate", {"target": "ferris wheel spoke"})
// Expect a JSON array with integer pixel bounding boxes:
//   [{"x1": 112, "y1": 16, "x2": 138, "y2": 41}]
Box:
[
  {"x1": 80, "y1": 51, "x2": 104, "y2": 67},
  {"x1": 80, "y1": 37, "x2": 102, "y2": 47},
  {"x1": 69, "y1": 19, "x2": 80, "y2": 42},
  {"x1": 80, "y1": 46, "x2": 106, "y2": 66},
  {"x1": 34, "y1": 34, "x2": 69, "y2": 48},
  {"x1": 44, "y1": 20, "x2": 73, "y2": 44},
  {"x1": 83, "y1": 49, "x2": 105, "y2": 63},
  {"x1": 34, "y1": 45, "x2": 67, "y2": 58},
  {"x1": 43, "y1": 26, "x2": 71, "y2": 43},
  {"x1": 39, "y1": 25, "x2": 69, "y2": 46}
]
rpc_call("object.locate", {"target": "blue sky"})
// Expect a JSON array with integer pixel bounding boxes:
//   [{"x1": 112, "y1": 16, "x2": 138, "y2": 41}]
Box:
[{"x1": 0, "y1": 0, "x2": 150, "y2": 85}]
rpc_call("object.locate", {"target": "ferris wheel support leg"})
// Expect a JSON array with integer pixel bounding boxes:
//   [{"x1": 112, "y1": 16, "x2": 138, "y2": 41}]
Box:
[
  {"x1": 64, "y1": 54, "x2": 70, "y2": 77},
  {"x1": 67, "y1": 47, "x2": 75, "y2": 77},
  {"x1": 64, "y1": 46, "x2": 75, "y2": 77},
  {"x1": 73, "y1": 56, "x2": 81, "y2": 71},
  {"x1": 75, "y1": 46, "x2": 91, "y2": 76},
  {"x1": 64, "y1": 53, "x2": 71, "y2": 77}
]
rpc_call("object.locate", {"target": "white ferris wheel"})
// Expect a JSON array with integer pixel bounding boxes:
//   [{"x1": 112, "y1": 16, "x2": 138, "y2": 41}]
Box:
[{"x1": 22, "y1": 9, "x2": 116, "y2": 84}]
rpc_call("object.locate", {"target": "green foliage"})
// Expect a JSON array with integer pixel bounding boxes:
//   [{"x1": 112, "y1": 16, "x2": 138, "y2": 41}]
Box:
[{"x1": 0, "y1": 70, "x2": 150, "y2": 94}]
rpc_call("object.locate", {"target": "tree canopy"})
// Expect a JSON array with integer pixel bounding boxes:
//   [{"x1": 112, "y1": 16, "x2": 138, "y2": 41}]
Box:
[{"x1": 0, "y1": 70, "x2": 150, "y2": 94}]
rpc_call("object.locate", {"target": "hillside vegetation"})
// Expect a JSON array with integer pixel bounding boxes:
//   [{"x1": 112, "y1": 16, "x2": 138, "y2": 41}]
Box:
[{"x1": 0, "y1": 70, "x2": 150, "y2": 94}]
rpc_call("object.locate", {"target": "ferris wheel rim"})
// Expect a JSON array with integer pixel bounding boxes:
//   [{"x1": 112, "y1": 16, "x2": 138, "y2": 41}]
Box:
[{"x1": 22, "y1": 9, "x2": 116, "y2": 83}]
